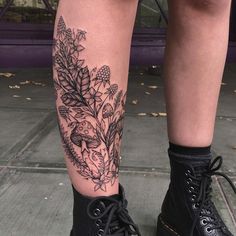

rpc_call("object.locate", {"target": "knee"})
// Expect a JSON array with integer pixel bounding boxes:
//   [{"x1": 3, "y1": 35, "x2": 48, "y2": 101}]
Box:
[{"x1": 187, "y1": 0, "x2": 231, "y2": 15}]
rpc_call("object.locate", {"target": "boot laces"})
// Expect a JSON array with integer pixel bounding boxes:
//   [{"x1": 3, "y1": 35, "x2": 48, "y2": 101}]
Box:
[
  {"x1": 87, "y1": 196, "x2": 141, "y2": 236},
  {"x1": 187, "y1": 156, "x2": 236, "y2": 236}
]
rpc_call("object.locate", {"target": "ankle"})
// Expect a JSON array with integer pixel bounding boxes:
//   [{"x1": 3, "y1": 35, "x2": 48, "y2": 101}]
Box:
[
  {"x1": 71, "y1": 180, "x2": 120, "y2": 198},
  {"x1": 169, "y1": 142, "x2": 211, "y2": 156}
]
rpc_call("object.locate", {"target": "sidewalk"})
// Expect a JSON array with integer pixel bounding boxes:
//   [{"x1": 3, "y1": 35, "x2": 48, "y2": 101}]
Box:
[{"x1": 0, "y1": 65, "x2": 236, "y2": 236}]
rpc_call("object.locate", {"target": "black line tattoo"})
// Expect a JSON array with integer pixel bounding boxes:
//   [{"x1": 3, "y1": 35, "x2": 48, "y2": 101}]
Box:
[{"x1": 53, "y1": 16, "x2": 126, "y2": 192}]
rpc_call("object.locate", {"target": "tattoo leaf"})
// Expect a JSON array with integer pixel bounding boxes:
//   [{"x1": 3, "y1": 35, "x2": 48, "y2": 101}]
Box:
[
  {"x1": 65, "y1": 28, "x2": 72, "y2": 40},
  {"x1": 76, "y1": 66, "x2": 90, "y2": 96},
  {"x1": 95, "y1": 125, "x2": 104, "y2": 143},
  {"x1": 111, "y1": 176, "x2": 116, "y2": 186},
  {"x1": 77, "y1": 45, "x2": 85, "y2": 52},
  {"x1": 100, "y1": 183, "x2": 107, "y2": 192},
  {"x1": 57, "y1": 70, "x2": 75, "y2": 92},
  {"x1": 101, "y1": 120, "x2": 106, "y2": 131},
  {"x1": 71, "y1": 58, "x2": 84, "y2": 69},
  {"x1": 53, "y1": 80, "x2": 61, "y2": 91},
  {"x1": 58, "y1": 105, "x2": 70, "y2": 121},
  {"x1": 77, "y1": 167, "x2": 92, "y2": 178},
  {"x1": 54, "y1": 54, "x2": 66, "y2": 70},
  {"x1": 94, "y1": 184, "x2": 101, "y2": 192},
  {"x1": 72, "y1": 108, "x2": 82, "y2": 113},
  {"x1": 121, "y1": 92, "x2": 127, "y2": 108},
  {"x1": 61, "y1": 92, "x2": 83, "y2": 107},
  {"x1": 92, "y1": 150, "x2": 105, "y2": 174}
]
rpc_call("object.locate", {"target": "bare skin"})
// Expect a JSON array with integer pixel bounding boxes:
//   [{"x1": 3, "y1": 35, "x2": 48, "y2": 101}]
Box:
[
  {"x1": 164, "y1": 0, "x2": 232, "y2": 147},
  {"x1": 52, "y1": 0, "x2": 138, "y2": 197}
]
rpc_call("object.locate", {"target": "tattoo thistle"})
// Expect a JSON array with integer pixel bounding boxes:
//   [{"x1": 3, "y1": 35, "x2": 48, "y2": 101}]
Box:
[{"x1": 53, "y1": 16, "x2": 126, "y2": 192}]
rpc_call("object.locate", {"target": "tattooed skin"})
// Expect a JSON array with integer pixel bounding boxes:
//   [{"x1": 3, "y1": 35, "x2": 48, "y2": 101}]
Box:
[{"x1": 53, "y1": 16, "x2": 126, "y2": 192}]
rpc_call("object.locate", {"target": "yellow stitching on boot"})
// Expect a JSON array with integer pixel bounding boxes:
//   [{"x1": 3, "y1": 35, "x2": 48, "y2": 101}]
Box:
[{"x1": 160, "y1": 216, "x2": 180, "y2": 236}]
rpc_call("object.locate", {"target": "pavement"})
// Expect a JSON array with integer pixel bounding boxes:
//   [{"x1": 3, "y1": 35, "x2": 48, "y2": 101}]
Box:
[{"x1": 0, "y1": 64, "x2": 236, "y2": 236}]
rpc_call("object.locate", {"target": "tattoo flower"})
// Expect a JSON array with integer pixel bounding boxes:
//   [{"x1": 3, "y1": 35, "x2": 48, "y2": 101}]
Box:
[
  {"x1": 85, "y1": 87, "x2": 102, "y2": 105},
  {"x1": 77, "y1": 29, "x2": 87, "y2": 41}
]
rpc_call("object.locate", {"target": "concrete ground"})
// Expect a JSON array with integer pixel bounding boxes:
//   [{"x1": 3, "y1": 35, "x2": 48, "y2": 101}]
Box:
[{"x1": 0, "y1": 64, "x2": 236, "y2": 236}]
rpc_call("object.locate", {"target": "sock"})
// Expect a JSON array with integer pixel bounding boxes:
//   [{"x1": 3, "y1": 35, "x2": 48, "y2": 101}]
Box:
[{"x1": 169, "y1": 142, "x2": 211, "y2": 156}]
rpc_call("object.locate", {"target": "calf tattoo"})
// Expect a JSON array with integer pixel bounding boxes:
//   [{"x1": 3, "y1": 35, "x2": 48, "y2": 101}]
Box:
[{"x1": 53, "y1": 16, "x2": 126, "y2": 192}]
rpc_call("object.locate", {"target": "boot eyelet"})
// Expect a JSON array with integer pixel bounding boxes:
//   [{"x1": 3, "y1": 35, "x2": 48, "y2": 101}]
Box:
[
  {"x1": 188, "y1": 187, "x2": 194, "y2": 193},
  {"x1": 192, "y1": 203, "x2": 199, "y2": 209},
  {"x1": 185, "y1": 170, "x2": 191, "y2": 177},
  {"x1": 206, "y1": 227, "x2": 212, "y2": 233},
  {"x1": 201, "y1": 219, "x2": 207, "y2": 226},
  {"x1": 93, "y1": 208, "x2": 101, "y2": 216},
  {"x1": 191, "y1": 194, "x2": 196, "y2": 201},
  {"x1": 95, "y1": 219, "x2": 103, "y2": 226},
  {"x1": 97, "y1": 229, "x2": 104, "y2": 236},
  {"x1": 186, "y1": 178, "x2": 193, "y2": 185}
]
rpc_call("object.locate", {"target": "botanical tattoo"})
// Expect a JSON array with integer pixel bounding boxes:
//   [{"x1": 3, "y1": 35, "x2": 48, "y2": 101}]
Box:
[{"x1": 53, "y1": 16, "x2": 126, "y2": 192}]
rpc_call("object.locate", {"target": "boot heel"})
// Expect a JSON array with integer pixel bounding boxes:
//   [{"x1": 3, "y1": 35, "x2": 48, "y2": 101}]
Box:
[{"x1": 156, "y1": 214, "x2": 179, "y2": 236}]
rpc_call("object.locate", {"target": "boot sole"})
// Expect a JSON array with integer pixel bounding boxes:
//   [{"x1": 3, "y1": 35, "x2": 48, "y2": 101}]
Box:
[{"x1": 156, "y1": 214, "x2": 180, "y2": 236}]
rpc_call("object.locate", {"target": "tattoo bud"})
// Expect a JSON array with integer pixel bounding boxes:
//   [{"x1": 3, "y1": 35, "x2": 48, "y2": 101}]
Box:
[
  {"x1": 102, "y1": 103, "x2": 114, "y2": 119},
  {"x1": 105, "y1": 84, "x2": 118, "y2": 99}
]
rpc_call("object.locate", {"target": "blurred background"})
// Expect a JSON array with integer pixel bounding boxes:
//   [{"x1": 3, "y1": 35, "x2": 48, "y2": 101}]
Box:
[{"x1": 0, "y1": 0, "x2": 235, "y2": 67}]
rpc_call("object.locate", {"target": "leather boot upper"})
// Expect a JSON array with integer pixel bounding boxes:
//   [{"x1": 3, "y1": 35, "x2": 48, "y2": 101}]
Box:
[
  {"x1": 160, "y1": 151, "x2": 236, "y2": 236},
  {"x1": 71, "y1": 184, "x2": 141, "y2": 236}
]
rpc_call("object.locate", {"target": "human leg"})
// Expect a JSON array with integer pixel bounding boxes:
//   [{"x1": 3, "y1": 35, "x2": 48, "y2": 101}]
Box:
[
  {"x1": 52, "y1": 0, "x2": 141, "y2": 235},
  {"x1": 157, "y1": 1, "x2": 236, "y2": 235},
  {"x1": 53, "y1": 0, "x2": 138, "y2": 197}
]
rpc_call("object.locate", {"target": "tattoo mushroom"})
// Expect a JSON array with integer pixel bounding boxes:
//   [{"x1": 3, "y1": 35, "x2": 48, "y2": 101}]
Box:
[{"x1": 70, "y1": 121, "x2": 101, "y2": 153}]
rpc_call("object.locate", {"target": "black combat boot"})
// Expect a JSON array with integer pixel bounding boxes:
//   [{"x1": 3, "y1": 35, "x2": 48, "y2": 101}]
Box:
[
  {"x1": 157, "y1": 150, "x2": 236, "y2": 236},
  {"x1": 70, "y1": 184, "x2": 141, "y2": 236}
]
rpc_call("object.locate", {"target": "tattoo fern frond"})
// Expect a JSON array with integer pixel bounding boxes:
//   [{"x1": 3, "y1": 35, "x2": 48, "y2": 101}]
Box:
[
  {"x1": 114, "y1": 90, "x2": 123, "y2": 111},
  {"x1": 57, "y1": 16, "x2": 66, "y2": 37}
]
